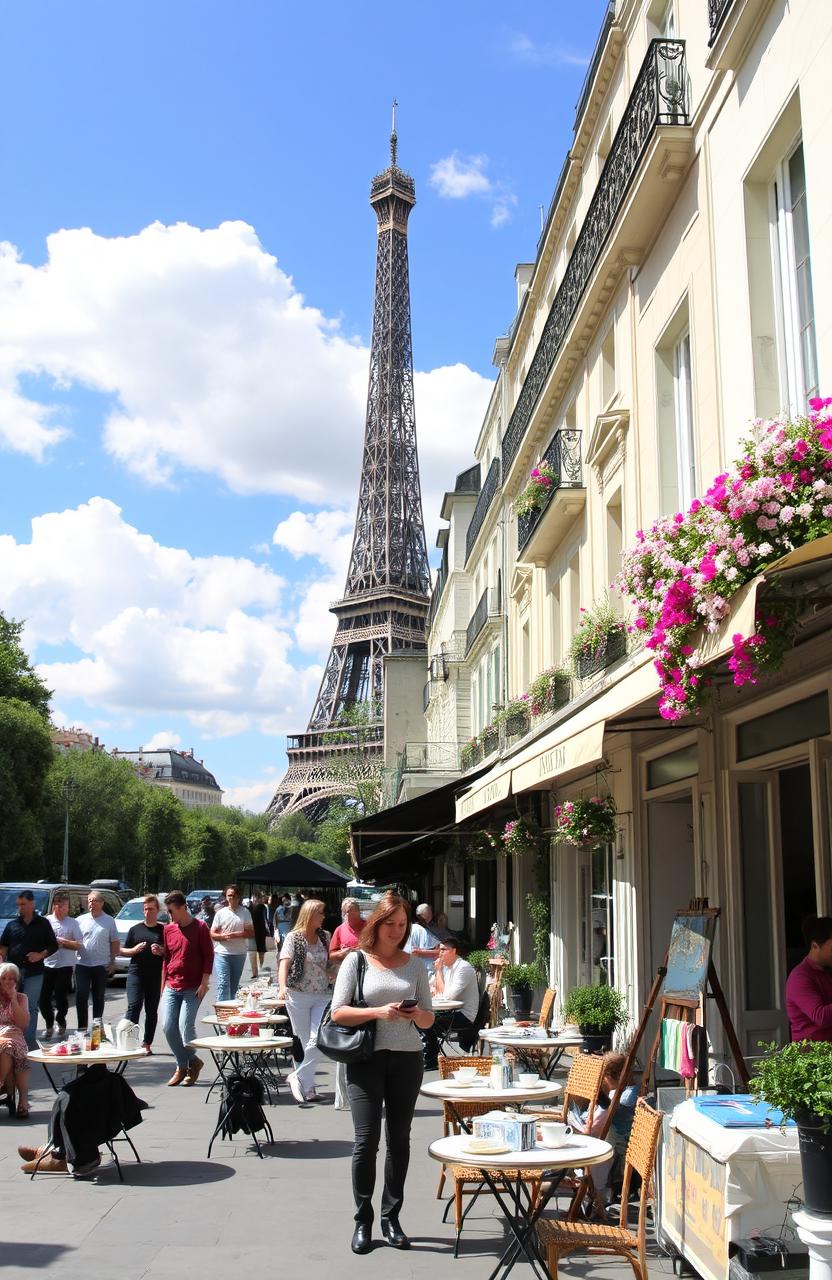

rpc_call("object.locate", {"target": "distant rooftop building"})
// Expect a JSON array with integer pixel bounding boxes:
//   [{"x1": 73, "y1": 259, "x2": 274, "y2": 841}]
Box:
[
  {"x1": 111, "y1": 747, "x2": 223, "y2": 809},
  {"x1": 52, "y1": 726, "x2": 102, "y2": 753}
]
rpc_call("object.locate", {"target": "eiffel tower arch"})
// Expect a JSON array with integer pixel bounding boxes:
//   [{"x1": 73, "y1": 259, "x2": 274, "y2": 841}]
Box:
[{"x1": 268, "y1": 115, "x2": 430, "y2": 822}]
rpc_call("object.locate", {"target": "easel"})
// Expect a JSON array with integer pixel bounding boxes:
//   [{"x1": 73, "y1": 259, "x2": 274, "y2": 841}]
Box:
[{"x1": 567, "y1": 899, "x2": 748, "y2": 1220}]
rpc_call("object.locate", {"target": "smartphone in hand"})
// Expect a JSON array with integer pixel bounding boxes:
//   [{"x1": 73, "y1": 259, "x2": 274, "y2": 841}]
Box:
[{"x1": 398, "y1": 999, "x2": 418, "y2": 1009}]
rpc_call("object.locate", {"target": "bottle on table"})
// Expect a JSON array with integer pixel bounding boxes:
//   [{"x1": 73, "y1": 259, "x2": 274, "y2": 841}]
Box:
[{"x1": 90, "y1": 1018, "x2": 102, "y2": 1051}]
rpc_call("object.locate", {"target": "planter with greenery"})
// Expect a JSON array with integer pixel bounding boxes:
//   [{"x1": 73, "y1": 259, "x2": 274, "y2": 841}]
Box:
[
  {"x1": 502, "y1": 961, "x2": 545, "y2": 1018},
  {"x1": 481, "y1": 724, "x2": 499, "y2": 757},
  {"x1": 564, "y1": 983, "x2": 627, "y2": 1053},
  {"x1": 569, "y1": 597, "x2": 627, "y2": 680},
  {"x1": 750, "y1": 1039, "x2": 832, "y2": 1216},
  {"x1": 460, "y1": 737, "x2": 482, "y2": 770},
  {"x1": 496, "y1": 697, "x2": 531, "y2": 739},
  {"x1": 514, "y1": 460, "x2": 558, "y2": 518},
  {"x1": 528, "y1": 666, "x2": 571, "y2": 718},
  {"x1": 553, "y1": 795, "x2": 617, "y2": 848},
  {"x1": 467, "y1": 949, "x2": 493, "y2": 975}
]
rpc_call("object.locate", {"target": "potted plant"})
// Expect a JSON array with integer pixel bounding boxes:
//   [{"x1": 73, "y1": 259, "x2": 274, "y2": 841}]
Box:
[
  {"x1": 749, "y1": 1040, "x2": 832, "y2": 1216},
  {"x1": 553, "y1": 795, "x2": 617, "y2": 848},
  {"x1": 495, "y1": 696, "x2": 531, "y2": 739},
  {"x1": 499, "y1": 818, "x2": 541, "y2": 858},
  {"x1": 514, "y1": 460, "x2": 558, "y2": 518},
  {"x1": 460, "y1": 737, "x2": 482, "y2": 770},
  {"x1": 480, "y1": 723, "x2": 499, "y2": 757},
  {"x1": 467, "y1": 949, "x2": 493, "y2": 975},
  {"x1": 563, "y1": 984, "x2": 627, "y2": 1053},
  {"x1": 569, "y1": 597, "x2": 627, "y2": 679},
  {"x1": 502, "y1": 961, "x2": 545, "y2": 1019},
  {"x1": 528, "y1": 666, "x2": 571, "y2": 717}
]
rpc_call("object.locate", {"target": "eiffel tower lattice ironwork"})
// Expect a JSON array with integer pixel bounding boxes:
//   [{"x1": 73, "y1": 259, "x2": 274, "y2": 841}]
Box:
[{"x1": 267, "y1": 112, "x2": 431, "y2": 821}]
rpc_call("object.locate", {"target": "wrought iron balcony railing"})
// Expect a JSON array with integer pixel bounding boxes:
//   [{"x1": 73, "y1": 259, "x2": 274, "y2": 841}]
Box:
[
  {"x1": 465, "y1": 456, "x2": 501, "y2": 564},
  {"x1": 465, "y1": 587, "x2": 502, "y2": 656},
  {"x1": 501, "y1": 38, "x2": 688, "y2": 478},
  {"x1": 708, "y1": 0, "x2": 734, "y2": 44},
  {"x1": 517, "y1": 429, "x2": 583, "y2": 550}
]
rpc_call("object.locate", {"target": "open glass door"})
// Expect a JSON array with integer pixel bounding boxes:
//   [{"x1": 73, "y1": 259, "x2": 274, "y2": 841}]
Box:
[{"x1": 730, "y1": 772, "x2": 787, "y2": 1051}]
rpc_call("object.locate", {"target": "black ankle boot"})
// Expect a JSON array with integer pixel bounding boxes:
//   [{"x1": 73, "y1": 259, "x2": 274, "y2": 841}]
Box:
[
  {"x1": 381, "y1": 1216, "x2": 409, "y2": 1249},
  {"x1": 351, "y1": 1223, "x2": 372, "y2": 1254}
]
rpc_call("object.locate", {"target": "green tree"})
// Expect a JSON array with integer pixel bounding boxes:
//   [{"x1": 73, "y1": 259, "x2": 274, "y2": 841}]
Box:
[
  {"x1": 137, "y1": 787, "x2": 185, "y2": 891},
  {"x1": 0, "y1": 614, "x2": 52, "y2": 718},
  {"x1": 42, "y1": 750, "x2": 144, "y2": 885},
  {"x1": 0, "y1": 699, "x2": 54, "y2": 873}
]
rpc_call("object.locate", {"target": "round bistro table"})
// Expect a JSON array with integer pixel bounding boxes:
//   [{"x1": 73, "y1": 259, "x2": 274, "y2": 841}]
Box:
[
  {"x1": 187, "y1": 1034, "x2": 294, "y2": 1157},
  {"x1": 420, "y1": 1077, "x2": 562, "y2": 1133},
  {"x1": 479, "y1": 1029, "x2": 584, "y2": 1078}
]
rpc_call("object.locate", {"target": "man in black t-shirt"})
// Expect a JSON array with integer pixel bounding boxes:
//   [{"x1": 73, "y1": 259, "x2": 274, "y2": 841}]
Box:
[
  {"x1": 119, "y1": 894, "x2": 165, "y2": 1053},
  {"x1": 0, "y1": 890, "x2": 59, "y2": 1047}
]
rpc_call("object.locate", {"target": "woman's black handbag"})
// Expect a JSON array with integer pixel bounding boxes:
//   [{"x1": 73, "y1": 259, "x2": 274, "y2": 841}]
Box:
[{"x1": 316, "y1": 951, "x2": 376, "y2": 1064}]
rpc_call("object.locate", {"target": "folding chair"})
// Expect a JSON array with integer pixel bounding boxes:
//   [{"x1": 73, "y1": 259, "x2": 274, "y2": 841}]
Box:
[{"x1": 536, "y1": 1100, "x2": 663, "y2": 1279}]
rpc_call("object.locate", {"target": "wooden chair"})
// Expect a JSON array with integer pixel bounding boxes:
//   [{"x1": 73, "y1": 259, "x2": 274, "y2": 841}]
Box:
[
  {"x1": 536, "y1": 1099, "x2": 663, "y2": 1280},
  {"x1": 435, "y1": 1056, "x2": 492, "y2": 1199},
  {"x1": 523, "y1": 1051, "x2": 608, "y2": 1127},
  {"x1": 535, "y1": 987, "x2": 557, "y2": 1029}
]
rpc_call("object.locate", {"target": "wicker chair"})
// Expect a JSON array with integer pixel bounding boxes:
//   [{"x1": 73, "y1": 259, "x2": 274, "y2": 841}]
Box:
[
  {"x1": 536, "y1": 1099, "x2": 663, "y2": 1280},
  {"x1": 518, "y1": 988, "x2": 558, "y2": 1071},
  {"x1": 213, "y1": 1003, "x2": 234, "y2": 1025},
  {"x1": 523, "y1": 1051, "x2": 608, "y2": 1127},
  {"x1": 435, "y1": 1056, "x2": 493, "y2": 1199}
]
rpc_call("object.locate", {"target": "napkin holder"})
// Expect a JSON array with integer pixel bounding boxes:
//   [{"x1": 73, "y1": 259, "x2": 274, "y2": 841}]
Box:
[{"x1": 472, "y1": 1111, "x2": 537, "y2": 1151}]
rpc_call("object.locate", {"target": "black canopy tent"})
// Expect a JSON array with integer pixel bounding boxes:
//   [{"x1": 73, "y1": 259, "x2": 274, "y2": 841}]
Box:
[{"x1": 234, "y1": 852, "x2": 350, "y2": 925}]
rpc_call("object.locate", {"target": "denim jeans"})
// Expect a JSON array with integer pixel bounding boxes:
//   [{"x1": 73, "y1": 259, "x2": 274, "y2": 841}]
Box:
[
  {"x1": 19, "y1": 973, "x2": 43, "y2": 1049},
  {"x1": 214, "y1": 952, "x2": 246, "y2": 1002},
  {"x1": 126, "y1": 967, "x2": 161, "y2": 1046},
  {"x1": 160, "y1": 986, "x2": 200, "y2": 1069},
  {"x1": 75, "y1": 964, "x2": 108, "y2": 1030}
]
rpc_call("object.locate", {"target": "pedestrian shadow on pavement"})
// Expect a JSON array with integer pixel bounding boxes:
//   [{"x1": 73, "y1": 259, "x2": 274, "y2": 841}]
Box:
[
  {"x1": 270, "y1": 1139, "x2": 355, "y2": 1159},
  {"x1": 2, "y1": 1244, "x2": 71, "y2": 1268},
  {"x1": 123, "y1": 1160, "x2": 236, "y2": 1185}
]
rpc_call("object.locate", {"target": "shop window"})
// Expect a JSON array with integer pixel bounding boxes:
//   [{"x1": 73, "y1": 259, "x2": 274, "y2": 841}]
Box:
[
  {"x1": 646, "y1": 743, "x2": 698, "y2": 790},
  {"x1": 736, "y1": 692, "x2": 830, "y2": 762},
  {"x1": 771, "y1": 143, "x2": 819, "y2": 412},
  {"x1": 657, "y1": 302, "x2": 696, "y2": 515}
]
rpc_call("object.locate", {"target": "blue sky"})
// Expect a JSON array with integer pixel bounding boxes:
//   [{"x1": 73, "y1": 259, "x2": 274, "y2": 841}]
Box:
[{"x1": 0, "y1": 0, "x2": 609, "y2": 810}]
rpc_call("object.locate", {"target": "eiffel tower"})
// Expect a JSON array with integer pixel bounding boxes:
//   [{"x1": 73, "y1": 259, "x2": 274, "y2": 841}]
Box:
[{"x1": 268, "y1": 108, "x2": 431, "y2": 821}]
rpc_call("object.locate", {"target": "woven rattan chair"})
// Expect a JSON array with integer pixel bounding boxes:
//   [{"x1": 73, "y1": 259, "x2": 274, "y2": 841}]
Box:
[
  {"x1": 518, "y1": 988, "x2": 559, "y2": 1072},
  {"x1": 213, "y1": 1003, "x2": 234, "y2": 1025},
  {"x1": 536, "y1": 1099, "x2": 663, "y2": 1280},
  {"x1": 523, "y1": 1051, "x2": 608, "y2": 1126},
  {"x1": 435, "y1": 1056, "x2": 493, "y2": 1198}
]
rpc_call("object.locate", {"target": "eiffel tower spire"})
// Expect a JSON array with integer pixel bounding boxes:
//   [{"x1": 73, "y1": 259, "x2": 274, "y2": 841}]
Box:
[{"x1": 268, "y1": 113, "x2": 430, "y2": 821}]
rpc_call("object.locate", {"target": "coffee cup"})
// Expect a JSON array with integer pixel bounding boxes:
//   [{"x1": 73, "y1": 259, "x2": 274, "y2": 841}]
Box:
[
  {"x1": 540, "y1": 1122, "x2": 573, "y2": 1148},
  {"x1": 454, "y1": 1067, "x2": 478, "y2": 1082},
  {"x1": 502, "y1": 1017, "x2": 517, "y2": 1027},
  {"x1": 518, "y1": 1072, "x2": 539, "y2": 1087}
]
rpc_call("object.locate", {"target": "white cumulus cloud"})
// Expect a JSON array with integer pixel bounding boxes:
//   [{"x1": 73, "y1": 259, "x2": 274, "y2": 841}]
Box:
[
  {"x1": 429, "y1": 155, "x2": 517, "y2": 229},
  {"x1": 142, "y1": 730, "x2": 182, "y2": 751},
  {"x1": 507, "y1": 32, "x2": 590, "y2": 68},
  {"x1": 0, "y1": 221, "x2": 492, "y2": 510}
]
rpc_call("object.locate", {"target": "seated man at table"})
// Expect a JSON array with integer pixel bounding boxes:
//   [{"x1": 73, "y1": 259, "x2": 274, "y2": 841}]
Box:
[{"x1": 433, "y1": 937, "x2": 480, "y2": 1052}]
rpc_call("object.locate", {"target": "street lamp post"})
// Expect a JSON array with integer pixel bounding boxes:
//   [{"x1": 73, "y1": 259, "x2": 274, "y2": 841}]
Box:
[{"x1": 61, "y1": 778, "x2": 78, "y2": 883}]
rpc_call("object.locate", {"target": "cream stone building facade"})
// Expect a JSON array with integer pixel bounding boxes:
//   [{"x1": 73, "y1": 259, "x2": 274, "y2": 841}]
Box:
[{"x1": 355, "y1": 0, "x2": 832, "y2": 1065}]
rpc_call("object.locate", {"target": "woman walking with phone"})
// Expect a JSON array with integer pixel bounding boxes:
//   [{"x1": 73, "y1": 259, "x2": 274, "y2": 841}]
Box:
[{"x1": 331, "y1": 893, "x2": 434, "y2": 1255}]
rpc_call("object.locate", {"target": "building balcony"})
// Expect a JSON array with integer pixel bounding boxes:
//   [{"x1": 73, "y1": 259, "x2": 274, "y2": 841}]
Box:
[
  {"x1": 465, "y1": 456, "x2": 501, "y2": 565},
  {"x1": 465, "y1": 587, "x2": 502, "y2": 658},
  {"x1": 706, "y1": 0, "x2": 769, "y2": 70},
  {"x1": 501, "y1": 38, "x2": 692, "y2": 488},
  {"x1": 517, "y1": 429, "x2": 586, "y2": 566}
]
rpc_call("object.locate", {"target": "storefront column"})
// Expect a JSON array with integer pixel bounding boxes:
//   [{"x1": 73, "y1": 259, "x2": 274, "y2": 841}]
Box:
[{"x1": 792, "y1": 1212, "x2": 832, "y2": 1280}]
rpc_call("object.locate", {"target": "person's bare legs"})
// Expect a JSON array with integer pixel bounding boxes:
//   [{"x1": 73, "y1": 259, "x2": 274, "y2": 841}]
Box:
[
  {"x1": 13, "y1": 1067, "x2": 29, "y2": 1114},
  {"x1": 0, "y1": 1051, "x2": 12, "y2": 1100}
]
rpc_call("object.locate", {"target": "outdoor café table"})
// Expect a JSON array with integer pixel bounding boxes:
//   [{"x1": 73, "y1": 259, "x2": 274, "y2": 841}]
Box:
[
  {"x1": 428, "y1": 1132, "x2": 612, "y2": 1280},
  {"x1": 420, "y1": 1078, "x2": 561, "y2": 1134},
  {"x1": 187, "y1": 1033, "x2": 292, "y2": 1105},
  {"x1": 479, "y1": 1029, "x2": 584, "y2": 1078},
  {"x1": 430, "y1": 997, "x2": 465, "y2": 1056},
  {"x1": 201, "y1": 1012, "x2": 289, "y2": 1032},
  {"x1": 26, "y1": 1046, "x2": 149, "y2": 1180}
]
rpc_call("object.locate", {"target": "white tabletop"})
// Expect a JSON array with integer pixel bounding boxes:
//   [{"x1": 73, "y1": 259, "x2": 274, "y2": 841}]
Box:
[
  {"x1": 210, "y1": 1012, "x2": 288, "y2": 1025},
  {"x1": 188, "y1": 1035, "x2": 292, "y2": 1054},
  {"x1": 421, "y1": 1079, "x2": 562, "y2": 1104},
  {"x1": 480, "y1": 1029, "x2": 583, "y2": 1048},
  {"x1": 432, "y1": 998, "x2": 464, "y2": 1011},
  {"x1": 428, "y1": 1133, "x2": 612, "y2": 1170},
  {"x1": 28, "y1": 1046, "x2": 149, "y2": 1066}
]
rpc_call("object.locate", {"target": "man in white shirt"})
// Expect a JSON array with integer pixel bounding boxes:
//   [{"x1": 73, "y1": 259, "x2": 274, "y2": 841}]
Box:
[
  {"x1": 405, "y1": 903, "x2": 440, "y2": 973},
  {"x1": 434, "y1": 937, "x2": 481, "y2": 1052},
  {"x1": 210, "y1": 884, "x2": 254, "y2": 1000},
  {"x1": 75, "y1": 892, "x2": 120, "y2": 1030},
  {"x1": 39, "y1": 891, "x2": 83, "y2": 1038}
]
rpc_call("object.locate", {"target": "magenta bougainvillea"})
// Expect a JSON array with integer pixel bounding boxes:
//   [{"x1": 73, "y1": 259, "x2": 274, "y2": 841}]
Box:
[{"x1": 618, "y1": 398, "x2": 832, "y2": 721}]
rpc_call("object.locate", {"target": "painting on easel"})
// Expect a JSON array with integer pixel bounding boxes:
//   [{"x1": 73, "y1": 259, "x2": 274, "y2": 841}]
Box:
[{"x1": 663, "y1": 914, "x2": 718, "y2": 1001}]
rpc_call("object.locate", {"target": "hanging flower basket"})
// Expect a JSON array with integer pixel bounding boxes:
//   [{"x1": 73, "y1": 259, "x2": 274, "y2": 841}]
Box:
[
  {"x1": 514, "y1": 460, "x2": 558, "y2": 518},
  {"x1": 553, "y1": 795, "x2": 617, "y2": 848},
  {"x1": 499, "y1": 818, "x2": 541, "y2": 858},
  {"x1": 528, "y1": 667, "x2": 572, "y2": 717}
]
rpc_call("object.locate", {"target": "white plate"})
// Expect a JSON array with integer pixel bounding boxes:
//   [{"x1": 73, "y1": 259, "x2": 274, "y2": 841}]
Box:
[
  {"x1": 446, "y1": 1079, "x2": 480, "y2": 1088},
  {"x1": 461, "y1": 1142, "x2": 513, "y2": 1156}
]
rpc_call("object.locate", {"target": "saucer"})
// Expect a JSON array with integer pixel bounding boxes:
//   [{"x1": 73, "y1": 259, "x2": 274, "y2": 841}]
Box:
[
  {"x1": 461, "y1": 1140, "x2": 512, "y2": 1156},
  {"x1": 513, "y1": 1080, "x2": 545, "y2": 1089}
]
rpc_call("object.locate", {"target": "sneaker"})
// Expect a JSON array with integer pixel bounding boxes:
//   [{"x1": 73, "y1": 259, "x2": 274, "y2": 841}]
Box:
[
  {"x1": 72, "y1": 1154, "x2": 102, "y2": 1179},
  {"x1": 287, "y1": 1072, "x2": 305, "y2": 1104}
]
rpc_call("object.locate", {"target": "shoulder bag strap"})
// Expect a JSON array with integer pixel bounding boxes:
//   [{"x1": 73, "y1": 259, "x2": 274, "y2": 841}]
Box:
[{"x1": 355, "y1": 950, "x2": 368, "y2": 1008}]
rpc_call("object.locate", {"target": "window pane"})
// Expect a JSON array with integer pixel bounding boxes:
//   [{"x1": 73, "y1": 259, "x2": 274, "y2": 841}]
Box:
[
  {"x1": 647, "y1": 743, "x2": 699, "y2": 790},
  {"x1": 738, "y1": 781, "x2": 775, "y2": 1010},
  {"x1": 737, "y1": 692, "x2": 830, "y2": 762}
]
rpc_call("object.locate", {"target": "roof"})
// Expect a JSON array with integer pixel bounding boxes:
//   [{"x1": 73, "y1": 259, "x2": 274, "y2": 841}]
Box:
[
  {"x1": 234, "y1": 852, "x2": 350, "y2": 888},
  {"x1": 113, "y1": 749, "x2": 221, "y2": 790}
]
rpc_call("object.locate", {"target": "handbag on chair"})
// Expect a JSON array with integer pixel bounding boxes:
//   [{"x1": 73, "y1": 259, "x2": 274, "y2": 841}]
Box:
[{"x1": 316, "y1": 951, "x2": 376, "y2": 1064}]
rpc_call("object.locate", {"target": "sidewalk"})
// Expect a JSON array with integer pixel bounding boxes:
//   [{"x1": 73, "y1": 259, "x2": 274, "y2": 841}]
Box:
[{"x1": 0, "y1": 967, "x2": 675, "y2": 1279}]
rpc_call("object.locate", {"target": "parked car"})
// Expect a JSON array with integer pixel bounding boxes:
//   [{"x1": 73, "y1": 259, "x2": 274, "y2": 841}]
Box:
[
  {"x1": 0, "y1": 882, "x2": 123, "y2": 935},
  {"x1": 112, "y1": 896, "x2": 170, "y2": 977},
  {"x1": 186, "y1": 889, "x2": 223, "y2": 913},
  {"x1": 90, "y1": 878, "x2": 137, "y2": 905}
]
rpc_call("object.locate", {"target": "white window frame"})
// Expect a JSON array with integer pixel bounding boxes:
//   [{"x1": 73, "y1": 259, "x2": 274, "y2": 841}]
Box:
[{"x1": 770, "y1": 142, "x2": 818, "y2": 414}]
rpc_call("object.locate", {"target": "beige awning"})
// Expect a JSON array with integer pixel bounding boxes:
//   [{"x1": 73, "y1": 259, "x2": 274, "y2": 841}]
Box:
[
  {"x1": 455, "y1": 765, "x2": 512, "y2": 823},
  {"x1": 511, "y1": 721, "x2": 606, "y2": 793}
]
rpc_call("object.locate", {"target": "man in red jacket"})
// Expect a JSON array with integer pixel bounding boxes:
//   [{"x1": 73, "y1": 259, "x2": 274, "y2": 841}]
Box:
[
  {"x1": 785, "y1": 916, "x2": 832, "y2": 1041},
  {"x1": 161, "y1": 892, "x2": 214, "y2": 1086}
]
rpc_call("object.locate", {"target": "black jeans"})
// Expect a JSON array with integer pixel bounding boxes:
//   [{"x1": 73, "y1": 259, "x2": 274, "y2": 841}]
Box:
[
  {"x1": 126, "y1": 967, "x2": 161, "y2": 1046},
  {"x1": 39, "y1": 968, "x2": 73, "y2": 1029},
  {"x1": 346, "y1": 1050, "x2": 423, "y2": 1226},
  {"x1": 75, "y1": 965, "x2": 107, "y2": 1029}
]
